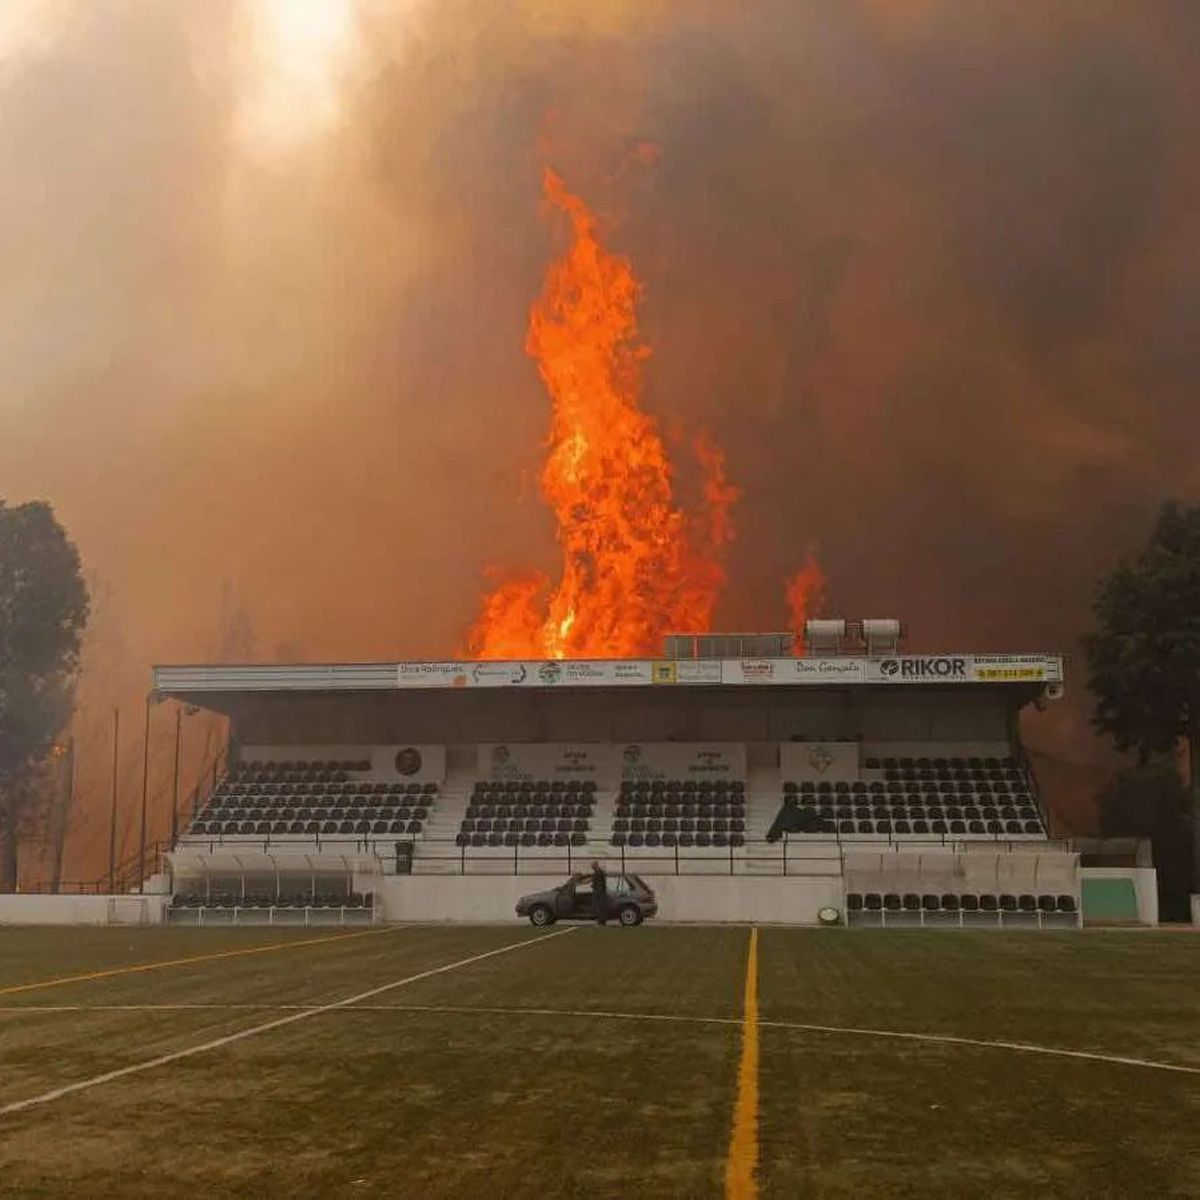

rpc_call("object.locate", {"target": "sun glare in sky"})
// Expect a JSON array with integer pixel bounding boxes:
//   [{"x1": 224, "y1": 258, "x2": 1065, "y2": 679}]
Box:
[{"x1": 241, "y1": 0, "x2": 359, "y2": 151}]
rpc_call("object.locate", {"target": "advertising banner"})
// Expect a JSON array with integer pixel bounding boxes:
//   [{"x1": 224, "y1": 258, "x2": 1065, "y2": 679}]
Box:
[
  {"x1": 652, "y1": 660, "x2": 724, "y2": 684},
  {"x1": 724, "y1": 659, "x2": 783, "y2": 685},
  {"x1": 970, "y1": 655, "x2": 1059, "y2": 683},
  {"x1": 390, "y1": 655, "x2": 1063, "y2": 690},
  {"x1": 780, "y1": 741, "x2": 861, "y2": 784},
  {"x1": 780, "y1": 658, "x2": 866, "y2": 684},
  {"x1": 620, "y1": 742, "x2": 746, "y2": 782},
  {"x1": 397, "y1": 662, "x2": 470, "y2": 688},
  {"x1": 480, "y1": 743, "x2": 620, "y2": 785}
]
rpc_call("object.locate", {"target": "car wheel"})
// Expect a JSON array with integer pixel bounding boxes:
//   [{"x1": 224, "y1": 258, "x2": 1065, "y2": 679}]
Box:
[
  {"x1": 528, "y1": 904, "x2": 555, "y2": 927},
  {"x1": 618, "y1": 904, "x2": 642, "y2": 927}
]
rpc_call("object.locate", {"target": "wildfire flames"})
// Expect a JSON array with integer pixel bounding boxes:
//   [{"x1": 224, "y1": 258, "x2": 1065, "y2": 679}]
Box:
[
  {"x1": 466, "y1": 167, "x2": 819, "y2": 659},
  {"x1": 786, "y1": 554, "x2": 827, "y2": 646}
]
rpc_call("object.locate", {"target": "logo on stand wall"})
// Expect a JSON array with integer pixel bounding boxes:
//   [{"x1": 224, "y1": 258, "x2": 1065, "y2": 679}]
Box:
[
  {"x1": 538, "y1": 662, "x2": 563, "y2": 685},
  {"x1": 394, "y1": 747, "x2": 424, "y2": 776},
  {"x1": 807, "y1": 745, "x2": 834, "y2": 774}
]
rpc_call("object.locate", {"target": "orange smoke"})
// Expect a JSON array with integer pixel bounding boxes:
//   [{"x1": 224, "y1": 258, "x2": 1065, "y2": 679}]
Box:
[
  {"x1": 466, "y1": 167, "x2": 739, "y2": 659},
  {"x1": 786, "y1": 553, "x2": 827, "y2": 649}
]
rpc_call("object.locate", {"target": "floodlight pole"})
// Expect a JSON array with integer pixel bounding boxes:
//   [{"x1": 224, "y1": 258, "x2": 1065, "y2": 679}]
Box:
[
  {"x1": 137, "y1": 692, "x2": 151, "y2": 893},
  {"x1": 107, "y1": 707, "x2": 119, "y2": 893},
  {"x1": 169, "y1": 705, "x2": 183, "y2": 848}
]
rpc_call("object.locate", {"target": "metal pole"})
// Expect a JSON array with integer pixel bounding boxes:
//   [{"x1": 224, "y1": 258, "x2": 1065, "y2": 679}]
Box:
[
  {"x1": 138, "y1": 693, "x2": 151, "y2": 893},
  {"x1": 170, "y1": 706, "x2": 182, "y2": 847},
  {"x1": 107, "y1": 707, "x2": 120, "y2": 892}
]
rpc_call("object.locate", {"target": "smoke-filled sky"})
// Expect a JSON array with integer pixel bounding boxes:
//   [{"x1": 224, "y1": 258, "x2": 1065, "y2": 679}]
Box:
[{"x1": 2, "y1": 0, "x2": 1199, "y2": 866}]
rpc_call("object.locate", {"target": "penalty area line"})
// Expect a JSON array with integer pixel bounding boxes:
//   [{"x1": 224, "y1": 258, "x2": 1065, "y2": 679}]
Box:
[{"x1": 0, "y1": 927, "x2": 576, "y2": 1118}]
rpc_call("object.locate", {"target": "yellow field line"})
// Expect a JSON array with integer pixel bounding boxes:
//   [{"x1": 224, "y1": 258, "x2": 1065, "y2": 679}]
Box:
[
  {"x1": 725, "y1": 926, "x2": 760, "y2": 1200},
  {"x1": 0, "y1": 927, "x2": 391, "y2": 998}
]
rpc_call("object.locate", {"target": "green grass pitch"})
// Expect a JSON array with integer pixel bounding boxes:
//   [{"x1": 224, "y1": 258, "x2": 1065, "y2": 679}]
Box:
[{"x1": 0, "y1": 925, "x2": 1197, "y2": 1198}]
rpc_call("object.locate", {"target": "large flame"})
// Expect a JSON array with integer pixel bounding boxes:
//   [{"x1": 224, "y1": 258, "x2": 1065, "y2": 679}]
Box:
[
  {"x1": 786, "y1": 553, "x2": 827, "y2": 649},
  {"x1": 466, "y1": 167, "x2": 738, "y2": 659}
]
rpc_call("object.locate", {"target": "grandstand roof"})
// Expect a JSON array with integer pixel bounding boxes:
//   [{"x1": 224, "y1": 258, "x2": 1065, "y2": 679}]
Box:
[{"x1": 154, "y1": 652, "x2": 1063, "y2": 696}]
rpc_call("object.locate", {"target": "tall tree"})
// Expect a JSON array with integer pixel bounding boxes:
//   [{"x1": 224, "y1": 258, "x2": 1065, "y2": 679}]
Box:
[
  {"x1": 0, "y1": 500, "x2": 89, "y2": 891},
  {"x1": 1083, "y1": 499, "x2": 1200, "y2": 892},
  {"x1": 1097, "y1": 759, "x2": 1192, "y2": 920}
]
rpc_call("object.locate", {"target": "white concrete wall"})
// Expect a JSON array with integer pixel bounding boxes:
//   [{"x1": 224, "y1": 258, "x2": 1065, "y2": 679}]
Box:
[
  {"x1": 1080, "y1": 866, "x2": 1159, "y2": 926},
  {"x1": 379, "y1": 873, "x2": 843, "y2": 925},
  {"x1": 0, "y1": 894, "x2": 168, "y2": 926}
]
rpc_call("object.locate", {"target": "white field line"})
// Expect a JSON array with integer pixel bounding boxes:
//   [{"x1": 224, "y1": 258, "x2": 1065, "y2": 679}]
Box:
[
  {"x1": 3, "y1": 996, "x2": 1198, "y2": 1079},
  {"x1": 0, "y1": 928, "x2": 576, "y2": 1117}
]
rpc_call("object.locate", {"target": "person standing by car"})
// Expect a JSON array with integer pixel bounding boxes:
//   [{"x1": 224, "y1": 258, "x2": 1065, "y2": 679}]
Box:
[{"x1": 591, "y1": 859, "x2": 608, "y2": 926}]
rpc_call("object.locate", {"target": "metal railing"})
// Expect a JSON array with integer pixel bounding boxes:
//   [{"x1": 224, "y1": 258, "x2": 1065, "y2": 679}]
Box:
[{"x1": 165, "y1": 830, "x2": 1070, "y2": 877}]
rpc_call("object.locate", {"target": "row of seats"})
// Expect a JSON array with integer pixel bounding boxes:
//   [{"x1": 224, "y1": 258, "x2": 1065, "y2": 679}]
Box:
[
  {"x1": 204, "y1": 801, "x2": 429, "y2": 820},
  {"x1": 465, "y1": 802, "x2": 592, "y2": 820},
  {"x1": 847, "y1": 892, "x2": 1076, "y2": 914},
  {"x1": 785, "y1": 780, "x2": 1028, "y2": 796},
  {"x1": 616, "y1": 801, "x2": 744, "y2": 818},
  {"x1": 863, "y1": 755, "x2": 1016, "y2": 770},
  {"x1": 190, "y1": 818, "x2": 422, "y2": 836},
  {"x1": 799, "y1": 801, "x2": 1039, "y2": 818},
  {"x1": 612, "y1": 832, "x2": 746, "y2": 848},
  {"x1": 473, "y1": 779, "x2": 598, "y2": 795},
  {"x1": 614, "y1": 817, "x2": 744, "y2": 835},
  {"x1": 463, "y1": 817, "x2": 589, "y2": 834},
  {"x1": 878, "y1": 766, "x2": 1024, "y2": 783},
  {"x1": 172, "y1": 891, "x2": 372, "y2": 908},
  {"x1": 225, "y1": 781, "x2": 436, "y2": 798},
  {"x1": 793, "y1": 818, "x2": 1044, "y2": 836},
  {"x1": 456, "y1": 831, "x2": 587, "y2": 848},
  {"x1": 230, "y1": 758, "x2": 369, "y2": 777},
  {"x1": 621, "y1": 778, "x2": 745, "y2": 795}
]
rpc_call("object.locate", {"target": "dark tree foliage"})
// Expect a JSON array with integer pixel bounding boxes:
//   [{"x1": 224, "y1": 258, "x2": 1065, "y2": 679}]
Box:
[
  {"x1": 1097, "y1": 759, "x2": 1193, "y2": 921},
  {"x1": 1083, "y1": 499, "x2": 1200, "y2": 891},
  {"x1": 0, "y1": 500, "x2": 89, "y2": 891}
]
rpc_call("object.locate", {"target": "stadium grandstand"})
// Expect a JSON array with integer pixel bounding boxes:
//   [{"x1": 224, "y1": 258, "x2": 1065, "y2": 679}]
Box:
[{"x1": 155, "y1": 621, "x2": 1087, "y2": 929}]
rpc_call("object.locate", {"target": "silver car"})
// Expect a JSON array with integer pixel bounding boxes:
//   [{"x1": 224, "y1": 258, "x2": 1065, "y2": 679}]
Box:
[{"x1": 516, "y1": 872, "x2": 657, "y2": 927}]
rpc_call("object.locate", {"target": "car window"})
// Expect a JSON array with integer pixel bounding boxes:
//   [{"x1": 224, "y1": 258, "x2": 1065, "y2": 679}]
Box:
[
  {"x1": 629, "y1": 874, "x2": 650, "y2": 892},
  {"x1": 610, "y1": 875, "x2": 629, "y2": 895}
]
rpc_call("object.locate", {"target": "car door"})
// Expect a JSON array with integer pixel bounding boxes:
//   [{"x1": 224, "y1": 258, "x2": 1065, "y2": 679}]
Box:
[
  {"x1": 571, "y1": 882, "x2": 594, "y2": 918},
  {"x1": 554, "y1": 882, "x2": 576, "y2": 918}
]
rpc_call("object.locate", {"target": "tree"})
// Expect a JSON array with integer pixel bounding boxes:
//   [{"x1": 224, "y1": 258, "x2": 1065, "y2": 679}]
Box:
[
  {"x1": 0, "y1": 500, "x2": 89, "y2": 891},
  {"x1": 1097, "y1": 759, "x2": 1193, "y2": 920},
  {"x1": 1083, "y1": 499, "x2": 1200, "y2": 893}
]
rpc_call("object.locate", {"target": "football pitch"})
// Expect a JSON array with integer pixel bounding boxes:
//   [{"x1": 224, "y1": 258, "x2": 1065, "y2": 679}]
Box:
[{"x1": 0, "y1": 925, "x2": 1197, "y2": 1198}]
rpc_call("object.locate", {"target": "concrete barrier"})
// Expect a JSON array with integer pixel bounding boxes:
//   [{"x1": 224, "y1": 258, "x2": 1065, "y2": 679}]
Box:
[{"x1": 0, "y1": 894, "x2": 168, "y2": 926}]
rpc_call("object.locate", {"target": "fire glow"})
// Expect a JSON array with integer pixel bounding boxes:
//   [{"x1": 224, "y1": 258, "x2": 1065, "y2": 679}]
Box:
[{"x1": 466, "y1": 167, "x2": 820, "y2": 659}]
